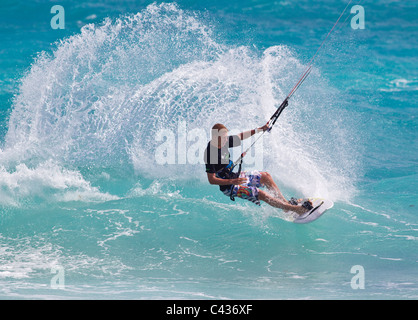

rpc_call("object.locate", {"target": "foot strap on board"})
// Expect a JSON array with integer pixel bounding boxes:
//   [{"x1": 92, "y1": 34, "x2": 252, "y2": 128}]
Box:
[
  {"x1": 302, "y1": 200, "x2": 313, "y2": 210},
  {"x1": 288, "y1": 198, "x2": 313, "y2": 210}
]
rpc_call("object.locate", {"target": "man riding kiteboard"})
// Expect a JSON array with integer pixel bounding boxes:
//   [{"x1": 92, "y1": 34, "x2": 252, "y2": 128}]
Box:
[{"x1": 204, "y1": 123, "x2": 312, "y2": 215}]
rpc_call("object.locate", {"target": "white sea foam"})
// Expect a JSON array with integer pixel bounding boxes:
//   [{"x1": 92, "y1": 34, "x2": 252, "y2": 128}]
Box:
[
  {"x1": 379, "y1": 78, "x2": 418, "y2": 92},
  {"x1": 0, "y1": 160, "x2": 118, "y2": 207}
]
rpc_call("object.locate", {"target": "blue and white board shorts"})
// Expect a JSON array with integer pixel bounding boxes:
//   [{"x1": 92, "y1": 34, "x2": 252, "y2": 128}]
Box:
[{"x1": 222, "y1": 170, "x2": 262, "y2": 206}]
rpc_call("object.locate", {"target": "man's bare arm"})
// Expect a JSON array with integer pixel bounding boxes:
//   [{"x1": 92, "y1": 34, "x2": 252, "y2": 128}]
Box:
[
  {"x1": 238, "y1": 122, "x2": 270, "y2": 140},
  {"x1": 207, "y1": 173, "x2": 246, "y2": 186}
]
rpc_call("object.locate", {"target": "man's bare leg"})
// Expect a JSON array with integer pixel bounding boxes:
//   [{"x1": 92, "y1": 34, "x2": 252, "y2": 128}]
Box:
[
  {"x1": 260, "y1": 172, "x2": 287, "y2": 202},
  {"x1": 258, "y1": 190, "x2": 307, "y2": 215}
]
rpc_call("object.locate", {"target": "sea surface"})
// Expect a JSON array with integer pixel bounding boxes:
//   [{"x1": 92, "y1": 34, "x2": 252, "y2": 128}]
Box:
[{"x1": 0, "y1": 0, "x2": 417, "y2": 299}]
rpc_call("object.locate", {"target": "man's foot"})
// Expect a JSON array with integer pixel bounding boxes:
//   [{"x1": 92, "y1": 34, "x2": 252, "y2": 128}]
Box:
[
  {"x1": 292, "y1": 205, "x2": 309, "y2": 216},
  {"x1": 288, "y1": 198, "x2": 313, "y2": 216},
  {"x1": 301, "y1": 199, "x2": 313, "y2": 210},
  {"x1": 288, "y1": 197, "x2": 300, "y2": 205}
]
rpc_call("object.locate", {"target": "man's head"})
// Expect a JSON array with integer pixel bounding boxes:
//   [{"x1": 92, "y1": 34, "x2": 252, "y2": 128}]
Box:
[{"x1": 211, "y1": 123, "x2": 228, "y2": 148}]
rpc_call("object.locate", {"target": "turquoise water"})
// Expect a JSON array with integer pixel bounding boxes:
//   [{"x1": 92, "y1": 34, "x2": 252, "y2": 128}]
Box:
[{"x1": 0, "y1": 1, "x2": 417, "y2": 299}]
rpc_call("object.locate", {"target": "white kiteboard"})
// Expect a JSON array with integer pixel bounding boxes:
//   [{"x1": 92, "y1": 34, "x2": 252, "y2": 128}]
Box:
[{"x1": 292, "y1": 197, "x2": 334, "y2": 224}]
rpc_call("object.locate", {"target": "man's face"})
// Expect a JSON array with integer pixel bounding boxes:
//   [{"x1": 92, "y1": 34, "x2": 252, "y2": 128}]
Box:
[{"x1": 212, "y1": 128, "x2": 228, "y2": 148}]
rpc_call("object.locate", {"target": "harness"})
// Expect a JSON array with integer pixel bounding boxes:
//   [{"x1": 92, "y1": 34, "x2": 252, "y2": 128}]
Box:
[{"x1": 215, "y1": 160, "x2": 241, "y2": 201}]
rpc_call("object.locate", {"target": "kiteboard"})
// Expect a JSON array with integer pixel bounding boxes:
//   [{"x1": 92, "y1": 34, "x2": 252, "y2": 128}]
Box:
[{"x1": 292, "y1": 197, "x2": 334, "y2": 224}]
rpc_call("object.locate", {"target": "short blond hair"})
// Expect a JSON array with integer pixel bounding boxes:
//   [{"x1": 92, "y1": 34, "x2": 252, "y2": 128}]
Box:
[
  {"x1": 211, "y1": 123, "x2": 228, "y2": 138},
  {"x1": 212, "y1": 123, "x2": 227, "y2": 131}
]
